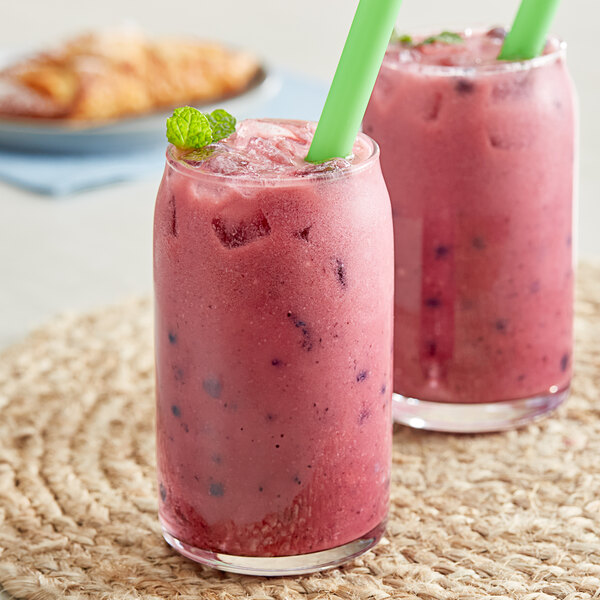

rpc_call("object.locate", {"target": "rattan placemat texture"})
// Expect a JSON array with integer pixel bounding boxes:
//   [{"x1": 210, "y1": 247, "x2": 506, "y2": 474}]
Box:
[{"x1": 0, "y1": 263, "x2": 599, "y2": 600}]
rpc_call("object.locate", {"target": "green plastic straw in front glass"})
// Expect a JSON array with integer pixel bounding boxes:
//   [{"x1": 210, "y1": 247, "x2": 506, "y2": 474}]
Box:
[
  {"x1": 499, "y1": 0, "x2": 562, "y2": 61},
  {"x1": 306, "y1": 0, "x2": 403, "y2": 163}
]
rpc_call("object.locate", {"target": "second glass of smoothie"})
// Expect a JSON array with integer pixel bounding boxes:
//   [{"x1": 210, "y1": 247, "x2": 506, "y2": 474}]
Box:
[{"x1": 364, "y1": 28, "x2": 576, "y2": 432}]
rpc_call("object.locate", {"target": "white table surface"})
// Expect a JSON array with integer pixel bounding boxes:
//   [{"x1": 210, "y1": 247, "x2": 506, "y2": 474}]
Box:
[{"x1": 0, "y1": 0, "x2": 598, "y2": 596}]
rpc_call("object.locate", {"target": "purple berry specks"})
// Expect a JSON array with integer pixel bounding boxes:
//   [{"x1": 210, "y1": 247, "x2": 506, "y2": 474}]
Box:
[
  {"x1": 335, "y1": 258, "x2": 347, "y2": 288},
  {"x1": 209, "y1": 482, "x2": 225, "y2": 497},
  {"x1": 424, "y1": 297, "x2": 442, "y2": 309},
  {"x1": 486, "y1": 26, "x2": 507, "y2": 39},
  {"x1": 287, "y1": 311, "x2": 313, "y2": 351},
  {"x1": 434, "y1": 245, "x2": 451, "y2": 259},
  {"x1": 295, "y1": 226, "x2": 311, "y2": 242},
  {"x1": 169, "y1": 195, "x2": 178, "y2": 237},
  {"x1": 358, "y1": 406, "x2": 371, "y2": 425},
  {"x1": 472, "y1": 237, "x2": 486, "y2": 250},
  {"x1": 356, "y1": 370, "x2": 368, "y2": 383},
  {"x1": 455, "y1": 79, "x2": 475, "y2": 94},
  {"x1": 495, "y1": 319, "x2": 509, "y2": 333},
  {"x1": 203, "y1": 377, "x2": 222, "y2": 399}
]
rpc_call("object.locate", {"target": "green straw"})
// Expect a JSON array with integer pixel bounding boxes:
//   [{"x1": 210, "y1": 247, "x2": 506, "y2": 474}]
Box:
[
  {"x1": 306, "y1": 0, "x2": 403, "y2": 163},
  {"x1": 498, "y1": 0, "x2": 562, "y2": 61}
]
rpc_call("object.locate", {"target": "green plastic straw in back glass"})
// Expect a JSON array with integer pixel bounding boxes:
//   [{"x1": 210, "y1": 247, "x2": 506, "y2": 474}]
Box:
[
  {"x1": 499, "y1": 0, "x2": 562, "y2": 61},
  {"x1": 306, "y1": 0, "x2": 403, "y2": 163}
]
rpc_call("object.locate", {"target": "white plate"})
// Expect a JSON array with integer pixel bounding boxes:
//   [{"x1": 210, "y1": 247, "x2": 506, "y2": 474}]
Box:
[{"x1": 0, "y1": 66, "x2": 281, "y2": 154}]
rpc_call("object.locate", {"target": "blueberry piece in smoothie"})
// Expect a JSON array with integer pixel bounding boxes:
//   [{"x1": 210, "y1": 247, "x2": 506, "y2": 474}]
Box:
[
  {"x1": 424, "y1": 297, "x2": 442, "y2": 308},
  {"x1": 358, "y1": 406, "x2": 371, "y2": 424},
  {"x1": 434, "y1": 245, "x2": 451, "y2": 259},
  {"x1": 486, "y1": 26, "x2": 507, "y2": 39},
  {"x1": 335, "y1": 258, "x2": 347, "y2": 287},
  {"x1": 495, "y1": 319, "x2": 508, "y2": 333},
  {"x1": 173, "y1": 367, "x2": 185, "y2": 382},
  {"x1": 287, "y1": 312, "x2": 313, "y2": 351},
  {"x1": 356, "y1": 370, "x2": 368, "y2": 382},
  {"x1": 160, "y1": 483, "x2": 167, "y2": 503},
  {"x1": 472, "y1": 236, "x2": 486, "y2": 250},
  {"x1": 455, "y1": 79, "x2": 475, "y2": 94},
  {"x1": 209, "y1": 482, "x2": 225, "y2": 497},
  {"x1": 271, "y1": 359, "x2": 282, "y2": 366},
  {"x1": 380, "y1": 384, "x2": 386, "y2": 394},
  {"x1": 560, "y1": 353, "x2": 570, "y2": 371},
  {"x1": 425, "y1": 340, "x2": 437, "y2": 356},
  {"x1": 171, "y1": 405, "x2": 181, "y2": 417},
  {"x1": 168, "y1": 331, "x2": 178, "y2": 344},
  {"x1": 295, "y1": 226, "x2": 311, "y2": 242},
  {"x1": 169, "y1": 195, "x2": 178, "y2": 237},
  {"x1": 212, "y1": 211, "x2": 271, "y2": 249},
  {"x1": 203, "y1": 377, "x2": 222, "y2": 399}
]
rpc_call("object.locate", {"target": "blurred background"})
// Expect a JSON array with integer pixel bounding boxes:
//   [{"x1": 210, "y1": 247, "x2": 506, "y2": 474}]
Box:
[{"x1": 0, "y1": 0, "x2": 598, "y2": 348}]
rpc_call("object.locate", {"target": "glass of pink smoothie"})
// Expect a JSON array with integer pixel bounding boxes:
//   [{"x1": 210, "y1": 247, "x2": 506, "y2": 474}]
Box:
[
  {"x1": 363, "y1": 28, "x2": 576, "y2": 433},
  {"x1": 153, "y1": 119, "x2": 393, "y2": 575}
]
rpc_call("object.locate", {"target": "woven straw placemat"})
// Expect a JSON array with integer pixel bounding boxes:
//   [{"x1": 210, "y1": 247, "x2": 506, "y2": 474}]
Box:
[{"x1": 1, "y1": 264, "x2": 599, "y2": 600}]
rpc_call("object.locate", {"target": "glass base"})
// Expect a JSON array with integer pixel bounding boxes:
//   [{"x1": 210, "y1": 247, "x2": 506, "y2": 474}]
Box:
[
  {"x1": 160, "y1": 519, "x2": 386, "y2": 576},
  {"x1": 393, "y1": 386, "x2": 570, "y2": 433}
]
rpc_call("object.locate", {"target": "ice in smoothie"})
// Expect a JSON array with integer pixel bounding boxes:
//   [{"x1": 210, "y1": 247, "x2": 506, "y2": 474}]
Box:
[
  {"x1": 363, "y1": 29, "x2": 575, "y2": 430},
  {"x1": 154, "y1": 119, "x2": 393, "y2": 573}
]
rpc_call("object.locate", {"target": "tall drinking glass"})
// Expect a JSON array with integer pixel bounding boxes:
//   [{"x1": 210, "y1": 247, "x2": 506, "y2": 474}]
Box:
[
  {"x1": 363, "y1": 29, "x2": 576, "y2": 432},
  {"x1": 153, "y1": 119, "x2": 393, "y2": 575}
]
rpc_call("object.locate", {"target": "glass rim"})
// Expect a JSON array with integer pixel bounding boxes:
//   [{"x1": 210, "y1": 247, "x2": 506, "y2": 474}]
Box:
[
  {"x1": 165, "y1": 118, "x2": 380, "y2": 187},
  {"x1": 383, "y1": 28, "x2": 567, "y2": 77}
]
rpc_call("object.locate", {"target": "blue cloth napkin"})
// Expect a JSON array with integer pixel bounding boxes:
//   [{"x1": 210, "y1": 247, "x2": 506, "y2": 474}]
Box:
[{"x1": 0, "y1": 70, "x2": 327, "y2": 196}]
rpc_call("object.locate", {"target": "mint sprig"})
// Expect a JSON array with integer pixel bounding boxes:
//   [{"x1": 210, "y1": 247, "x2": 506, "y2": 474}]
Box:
[
  {"x1": 166, "y1": 107, "x2": 236, "y2": 150},
  {"x1": 390, "y1": 30, "x2": 464, "y2": 47},
  {"x1": 421, "y1": 31, "x2": 463, "y2": 45},
  {"x1": 206, "y1": 109, "x2": 237, "y2": 142},
  {"x1": 390, "y1": 32, "x2": 413, "y2": 45}
]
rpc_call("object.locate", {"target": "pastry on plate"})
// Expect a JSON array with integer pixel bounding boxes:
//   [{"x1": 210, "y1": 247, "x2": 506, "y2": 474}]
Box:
[{"x1": 0, "y1": 28, "x2": 261, "y2": 122}]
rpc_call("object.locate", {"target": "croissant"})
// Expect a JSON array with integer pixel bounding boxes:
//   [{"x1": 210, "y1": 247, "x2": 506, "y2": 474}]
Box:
[{"x1": 0, "y1": 29, "x2": 261, "y2": 122}]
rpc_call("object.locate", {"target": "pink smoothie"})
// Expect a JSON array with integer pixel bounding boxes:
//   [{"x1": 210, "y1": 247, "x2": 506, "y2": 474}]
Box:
[
  {"x1": 363, "y1": 29, "x2": 575, "y2": 404},
  {"x1": 153, "y1": 120, "x2": 393, "y2": 558}
]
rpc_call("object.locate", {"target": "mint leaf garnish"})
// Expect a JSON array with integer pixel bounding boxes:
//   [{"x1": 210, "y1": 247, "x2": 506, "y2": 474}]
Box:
[
  {"x1": 391, "y1": 31, "x2": 413, "y2": 45},
  {"x1": 166, "y1": 106, "x2": 236, "y2": 150},
  {"x1": 167, "y1": 107, "x2": 212, "y2": 149},
  {"x1": 421, "y1": 31, "x2": 463, "y2": 45},
  {"x1": 206, "y1": 109, "x2": 237, "y2": 142}
]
